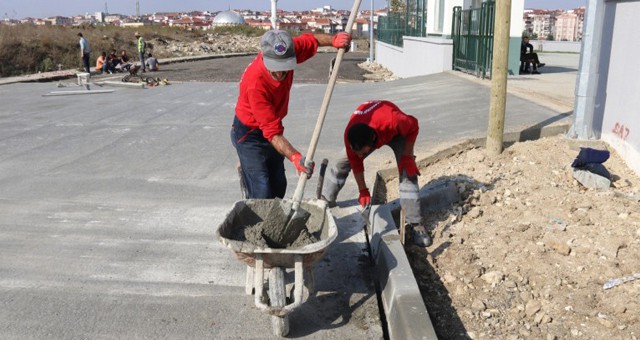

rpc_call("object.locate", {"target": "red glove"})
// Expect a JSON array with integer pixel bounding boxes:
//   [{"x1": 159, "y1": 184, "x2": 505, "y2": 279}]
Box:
[
  {"x1": 331, "y1": 32, "x2": 352, "y2": 49},
  {"x1": 398, "y1": 155, "x2": 420, "y2": 177},
  {"x1": 358, "y1": 188, "x2": 371, "y2": 207},
  {"x1": 290, "y1": 152, "x2": 315, "y2": 179}
]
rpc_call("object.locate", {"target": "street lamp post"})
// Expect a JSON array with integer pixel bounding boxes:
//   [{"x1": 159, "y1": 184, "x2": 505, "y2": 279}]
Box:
[{"x1": 271, "y1": 0, "x2": 277, "y2": 29}]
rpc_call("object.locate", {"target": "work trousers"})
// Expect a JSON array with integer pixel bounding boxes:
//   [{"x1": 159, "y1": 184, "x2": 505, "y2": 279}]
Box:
[
  {"x1": 138, "y1": 51, "x2": 146, "y2": 71},
  {"x1": 82, "y1": 53, "x2": 91, "y2": 73},
  {"x1": 520, "y1": 53, "x2": 541, "y2": 70},
  {"x1": 230, "y1": 115, "x2": 287, "y2": 199},
  {"x1": 322, "y1": 135, "x2": 422, "y2": 224}
]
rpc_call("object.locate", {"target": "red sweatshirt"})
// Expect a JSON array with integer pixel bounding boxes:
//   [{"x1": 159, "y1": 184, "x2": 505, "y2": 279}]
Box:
[
  {"x1": 234, "y1": 33, "x2": 319, "y2": 141},
  {"x1": 345, "y1": 100, "x2": 419, "y2": 173}
]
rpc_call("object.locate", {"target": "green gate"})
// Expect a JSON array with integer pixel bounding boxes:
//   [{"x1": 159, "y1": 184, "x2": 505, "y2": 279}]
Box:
[
  {"x1": 378, "y1": 0, "x2": 426, "y2": 47},
  {"x1": 452, "y1": 1, "x2": 495, "y2": 78}
]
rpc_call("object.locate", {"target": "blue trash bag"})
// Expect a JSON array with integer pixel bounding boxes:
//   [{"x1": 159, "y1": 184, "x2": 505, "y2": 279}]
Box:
[{"x1": 571, "y1": 147, "x2": 610, "y2": 168}]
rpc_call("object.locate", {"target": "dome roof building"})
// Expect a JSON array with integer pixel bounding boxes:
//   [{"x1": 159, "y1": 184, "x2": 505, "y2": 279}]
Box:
[{"x1": 212, "y1": 11, "x2": 246, "y2": 26}]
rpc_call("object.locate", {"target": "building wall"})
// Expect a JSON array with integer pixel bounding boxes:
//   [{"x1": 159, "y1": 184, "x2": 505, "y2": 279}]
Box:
[
  {"x1": 427, "y1": 0, "x2": 463, "y2": 37},
  {"x1": 375, "y1": 37, "x2": 453, "y2": 78},
  {"x1": 555, "y1": 13, "x2": 578, "y2": 41},
  {"x1": 599, "y1": 1, "x2": 640, "y2": 175},
  {"x1": 530, "y1": 40, "x2": 582, "y2": 53}
]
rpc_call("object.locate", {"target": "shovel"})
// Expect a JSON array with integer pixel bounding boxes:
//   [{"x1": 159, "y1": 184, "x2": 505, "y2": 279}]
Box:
[{"x1": 281, "y1": 0, "x2": 363, "y2": 238}]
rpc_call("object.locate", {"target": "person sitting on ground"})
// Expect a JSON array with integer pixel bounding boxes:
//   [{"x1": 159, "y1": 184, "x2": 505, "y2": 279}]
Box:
[
  {"x1": 107, "y1": 49, "x2": 121, "y2": 71},
  {"x1": 321, "y1": 100, "x2": 432, "y2": 247},
  {"x1": 116, "y1": 50, "x2": 132, "y2": 72},
  {"x1": 95, "y1": 51, "x2": 115, "y2": 74},
  {"x1": 145, "y1": 53, "x2": 159, "y2": 71},
  {"x1": 520, "y1": 36, "x2": 545, "y2": 75}
]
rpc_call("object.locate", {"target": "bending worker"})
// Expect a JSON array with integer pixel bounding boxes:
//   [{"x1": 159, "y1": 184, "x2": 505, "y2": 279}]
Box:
[
  {"x1": 231, "y1": 29, "x2": 351, "y2": 199},
  {"x1": 322, "y1": 100, "x2": 432, "y2": 247}
]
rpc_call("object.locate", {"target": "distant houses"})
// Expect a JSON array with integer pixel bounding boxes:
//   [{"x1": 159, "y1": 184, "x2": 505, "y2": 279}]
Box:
[
  {"x1": 1, "y1": 5, "x2": 585, "y2": 41},
  {"x1": 523, "y1": 7, "x2": 586, "y2": 41}
]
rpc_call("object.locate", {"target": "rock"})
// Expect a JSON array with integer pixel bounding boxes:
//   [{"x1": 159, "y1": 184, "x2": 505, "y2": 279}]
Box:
[
  {"x1": 525, "y1": 300, "x2": 542, "y2": 317},
  {"x1": 520, "y1": 292, "x2": 532, "y2": 302},
  {"x1": 572, "y1": 165, "x2": 611, "y2": 189},
  {"x1": 468, "y1": 207, "x2": 482, "y2": 219},
  {"x1": 472, "y1": 299, "x2": 486, "y2": 311},
  {"x1": 482, "y1": 271, "x2": 504, "y2": 285},
  {"x1": 519, "y1": 328, "x2": 531, "y2": 337},
  {"x1": 443, "y1": 273, "x2": 457, "y2": 283},
  {"x1": 514, "y1": 222, "x2": 531, "y2": 232},
  {"x1": 534, "y1": 312, "x2": 544, "y2": 324},
  {"x1": 545, "y1": 239, "x2": 571, "y2": 256},
  {"x1": 504, "y1": 280, "x2": 517, "y2": 289},
  {"x1": 598, "y1": 317, "x2": 614, "y2": 328}
]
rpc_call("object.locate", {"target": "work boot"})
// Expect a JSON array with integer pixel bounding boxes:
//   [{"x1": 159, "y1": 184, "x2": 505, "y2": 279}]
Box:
[
  {"x1": 408, "y1": 224, "x2": 432, "y2": 247},
  {"x1": 538, "y1": 63, "x2": 546, "y2": 68},
  {"x1": 532, "y1": 70, "x2": 541, "y2": 75}
]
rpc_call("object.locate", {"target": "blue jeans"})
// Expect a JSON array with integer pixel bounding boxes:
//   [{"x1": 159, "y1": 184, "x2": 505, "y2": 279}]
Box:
[{"x1": 230, "y1": 116, "x2": 287, "y2": 199}]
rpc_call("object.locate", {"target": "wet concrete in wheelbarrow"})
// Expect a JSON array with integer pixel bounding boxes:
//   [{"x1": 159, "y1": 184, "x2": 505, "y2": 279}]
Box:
[{"x1": 231, "y1": 199, "x2": 322, "y2": 249}]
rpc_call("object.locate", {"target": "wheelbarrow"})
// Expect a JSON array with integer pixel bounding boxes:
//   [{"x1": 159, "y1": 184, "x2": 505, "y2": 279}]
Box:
[{"x1": 216, "y1": 198, "x2": 337, "y2": 337}]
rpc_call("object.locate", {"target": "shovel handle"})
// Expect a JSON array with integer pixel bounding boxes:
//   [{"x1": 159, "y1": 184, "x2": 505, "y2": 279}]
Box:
[{"x1": 291, "y1": 0, "x2": 363, "y2": 210}]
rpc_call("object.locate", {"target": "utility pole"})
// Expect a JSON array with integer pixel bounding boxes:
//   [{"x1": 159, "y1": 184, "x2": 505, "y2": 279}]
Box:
[
  {"x1": 486, "y1": 0, "x2": 511, "y2": 156},
  {"x1": 136, "y1": 0, "x2": 140, "y2": 18},
  {"x1": 369, "y1": 0, "x2": 374, "y2": 62}
]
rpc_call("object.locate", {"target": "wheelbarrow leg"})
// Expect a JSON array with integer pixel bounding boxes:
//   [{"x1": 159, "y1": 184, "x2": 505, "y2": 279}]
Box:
[
  {"x1": 245, "y1": 265, "x2": 254, "y2": 295},
  {"x1": 269, "y1": 267, "x2": 289, "y2": 337},
  {"x1": 304, "y1": 267, "x2": 315, "y2": 297}
]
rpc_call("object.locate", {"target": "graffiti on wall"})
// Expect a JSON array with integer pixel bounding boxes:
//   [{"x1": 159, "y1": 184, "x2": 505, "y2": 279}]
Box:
[{"x1": 612, "y1": 123, "x2": 630, "y2": 141}]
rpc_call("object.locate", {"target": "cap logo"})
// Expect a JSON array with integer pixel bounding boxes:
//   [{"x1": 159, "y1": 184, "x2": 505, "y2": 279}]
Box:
[{"x1": 273, "y1": 41, "x2": 287, "y2": 56}]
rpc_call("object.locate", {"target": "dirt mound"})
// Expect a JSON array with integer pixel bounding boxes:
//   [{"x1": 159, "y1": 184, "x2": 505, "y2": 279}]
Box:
[{"x1": 395, "y1": 135, "x2": 640, "y2": 339}]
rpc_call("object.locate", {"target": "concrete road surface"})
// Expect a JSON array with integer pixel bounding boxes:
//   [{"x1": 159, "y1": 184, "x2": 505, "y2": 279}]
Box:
[{"x1": 0, "y1": 53, "x2": 576, "y2": 339}]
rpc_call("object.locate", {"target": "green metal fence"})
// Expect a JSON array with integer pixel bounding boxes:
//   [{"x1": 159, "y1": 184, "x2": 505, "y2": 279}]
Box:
[
  {"x1": 452, "y1": 1, "x2": 495, "y2": 78},
  {"x1": 377, "y1": 0, "x2": 426, "y2": 47}
]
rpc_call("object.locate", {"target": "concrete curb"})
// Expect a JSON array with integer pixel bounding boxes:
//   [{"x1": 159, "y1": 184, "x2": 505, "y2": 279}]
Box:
[
  {"x1": 366, "y1": 123, "x2": 571, "y2": 339},
  {"x1": 367, "y1": 203, "x2": 438, "y2": 340}
]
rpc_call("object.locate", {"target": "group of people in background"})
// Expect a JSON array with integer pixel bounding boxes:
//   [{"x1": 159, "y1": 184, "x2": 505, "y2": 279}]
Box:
[
  {"x1": 95, "y1": 49, "x2": 133, "y2": 74},
  {"x1": 77, "y1": 31, "x2": 158, "y2": 75}
]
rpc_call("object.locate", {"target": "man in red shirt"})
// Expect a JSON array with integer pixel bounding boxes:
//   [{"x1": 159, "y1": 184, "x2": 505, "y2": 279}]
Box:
[
  {"x1": 321, "y1": 100, "x2": 432, "y2": 247},
  {"x1": 231, "y1": 29, "x2": 351, "y2": 199}
]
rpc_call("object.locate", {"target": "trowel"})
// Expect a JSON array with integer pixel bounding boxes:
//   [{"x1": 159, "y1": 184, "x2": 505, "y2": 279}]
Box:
[{"x1": 281, "y1": 0, "x2": 362, "y2": 238}]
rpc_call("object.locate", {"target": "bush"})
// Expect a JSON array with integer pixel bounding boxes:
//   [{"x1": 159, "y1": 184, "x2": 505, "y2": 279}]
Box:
[{"x1": 0, "y1": 24, "x2": 257, "y2": 77}]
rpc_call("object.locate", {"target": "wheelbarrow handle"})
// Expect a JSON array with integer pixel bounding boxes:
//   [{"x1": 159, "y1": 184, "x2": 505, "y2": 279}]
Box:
[{"x1": 253, "y1": 254, "x2": 305, "y2": 317}]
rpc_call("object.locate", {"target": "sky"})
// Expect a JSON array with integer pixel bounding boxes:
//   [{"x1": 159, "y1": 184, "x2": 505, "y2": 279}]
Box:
[{"x1": 1, "y1": 0, "x2": 586, "y2": 20}]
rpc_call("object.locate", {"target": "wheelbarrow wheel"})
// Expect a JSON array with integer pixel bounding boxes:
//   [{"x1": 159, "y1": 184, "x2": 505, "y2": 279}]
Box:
[{"x1": 268, "y1": 267, "x2": 289, "y2": 337}]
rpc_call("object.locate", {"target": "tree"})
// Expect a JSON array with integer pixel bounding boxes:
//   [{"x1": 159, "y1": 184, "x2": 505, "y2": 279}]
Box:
[
  {"x1": 547, "y1": 33, "x2": 555, "y2": 41},
  {"x1": 390, "y1": 0, "x2": 406, "y2": 13}
]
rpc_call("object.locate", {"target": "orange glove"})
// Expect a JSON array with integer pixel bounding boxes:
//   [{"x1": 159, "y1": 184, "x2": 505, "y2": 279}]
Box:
[
  {"x1": 358, "y1": 188, "x2": 371, "y2": 207},
  {"x1": 289, "y1": 152, "x2": 315, "y2": 179},
  {"x1": 398, "y1": 155, "x2": 420, "y2": 177},
  {"x1": 331, "y1": 32, "x2": 352, "y2": 49}
]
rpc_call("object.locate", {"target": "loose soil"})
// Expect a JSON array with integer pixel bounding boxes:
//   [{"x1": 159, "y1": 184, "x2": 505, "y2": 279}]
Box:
[{"x1": 395, "y1": 135, "x2": 640, "y2": 339}]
